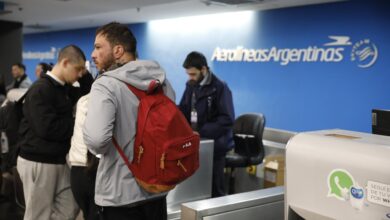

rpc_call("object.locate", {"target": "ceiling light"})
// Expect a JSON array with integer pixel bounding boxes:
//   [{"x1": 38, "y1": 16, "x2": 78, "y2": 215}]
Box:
[{"x1": 202, "y1": 0, "x2": 265, "y2": 6}]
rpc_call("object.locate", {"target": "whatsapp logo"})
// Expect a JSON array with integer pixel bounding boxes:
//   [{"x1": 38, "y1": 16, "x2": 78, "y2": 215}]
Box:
[{"x1": 327, "y1": 169, "x2": 355, "y2": 201}]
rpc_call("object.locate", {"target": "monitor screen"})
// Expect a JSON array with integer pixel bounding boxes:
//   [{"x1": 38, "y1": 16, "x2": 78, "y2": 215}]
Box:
[{"x1": 372, "y1": 109, "x2": 390, "y2": 136}]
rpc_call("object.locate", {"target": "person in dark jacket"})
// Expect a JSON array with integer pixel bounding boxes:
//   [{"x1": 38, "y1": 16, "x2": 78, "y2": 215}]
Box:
[
  {"x1": 179, "y1": 51, "x2": 235, "y2": 197},
  {"x1": 35, "y1": 62, "x2": 52, "y2": 79},
  {"x1": 17, "y1": 45, "x2": 86, "y2": 220},
  {"x1": 67, "y1": 69, "x2": 94, "y2": 106},
  {"x1": 6, "y1": 63, "x2": 32, "y2": 92}
]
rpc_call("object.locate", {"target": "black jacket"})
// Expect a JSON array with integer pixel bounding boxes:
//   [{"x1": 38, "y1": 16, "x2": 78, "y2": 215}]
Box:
[
  {"x1": 19, "y1": 75, "x2": 74, "y2": 164},
  {"x1": 179, "y1": 72, "x2": 235, "y2": 158},
  {"x1": 67, "y1": 71, "x2": 94, "y2": 105}
]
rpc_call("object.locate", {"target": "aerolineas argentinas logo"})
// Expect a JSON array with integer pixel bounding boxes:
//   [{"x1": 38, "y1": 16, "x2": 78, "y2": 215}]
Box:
[
  {"x1": 211, "y1": 36, "x2": 378, "y2": 68},
  {"x1": 23, "y1": 47, "x2": 59, "y2": 60},
  {"x1": 350, "y1": 39, "x2": 378, "y2": 68}
]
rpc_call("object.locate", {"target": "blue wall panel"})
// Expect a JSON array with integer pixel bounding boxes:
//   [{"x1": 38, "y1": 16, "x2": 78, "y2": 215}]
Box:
[
  {"x1": 23, "y1": 27, "x2": 95, "y2": 79},
  {"x1": 22, "y1": 1, "x2": 390, "y2": 132}
]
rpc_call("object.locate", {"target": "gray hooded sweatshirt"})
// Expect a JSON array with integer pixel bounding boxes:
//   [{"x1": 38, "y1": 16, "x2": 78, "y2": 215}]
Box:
[{"x1": 83, "y1": 60, "x2": 175, "y2": 206}]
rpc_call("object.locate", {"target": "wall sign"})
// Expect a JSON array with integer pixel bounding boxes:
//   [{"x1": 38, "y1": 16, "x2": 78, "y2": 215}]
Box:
[
  {"x1": 22, "y1": 47, "x2": 59, "y2": 60},
  {"x1": 211, "y1": 36, "x2": 378, "y2": 68}
]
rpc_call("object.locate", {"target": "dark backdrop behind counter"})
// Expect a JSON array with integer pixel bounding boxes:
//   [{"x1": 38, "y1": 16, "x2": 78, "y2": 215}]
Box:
[{"x1": 22, "y1": 1, "x2": 390, "y2": 133}]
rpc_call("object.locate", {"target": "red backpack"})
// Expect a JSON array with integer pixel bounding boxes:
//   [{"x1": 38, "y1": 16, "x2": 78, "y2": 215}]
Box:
[{"x1": 113, "y1": 81, "x2": 200, "y2": 194}]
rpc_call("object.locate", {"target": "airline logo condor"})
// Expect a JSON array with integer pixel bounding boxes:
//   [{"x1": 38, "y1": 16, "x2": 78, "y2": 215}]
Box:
[{"x1": 211, "y1": 36, "x2": 378, "y2": 68}]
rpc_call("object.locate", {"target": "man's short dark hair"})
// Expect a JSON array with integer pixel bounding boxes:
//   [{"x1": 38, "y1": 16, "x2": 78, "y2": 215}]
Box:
[
  {"x1": 13, "y1": 62, "x2": 26, "y2": 71},
  {"x1": 38, "y1": 62, "x2": 52, "y2": 73},
  {"x1": 182, "y1": 51, "x2": 209, "y2": 70},
  {"x1": 96, "y1": 22, "x2": 137, "y2": 56},
  {"x1": 58, "y1": 45, "x2": 86, "y2": 63}
]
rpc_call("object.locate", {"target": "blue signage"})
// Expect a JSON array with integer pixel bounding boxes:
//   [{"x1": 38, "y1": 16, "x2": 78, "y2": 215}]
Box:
[{"x1": 22, "y1": 1, "x2": 390, "y2": 132}]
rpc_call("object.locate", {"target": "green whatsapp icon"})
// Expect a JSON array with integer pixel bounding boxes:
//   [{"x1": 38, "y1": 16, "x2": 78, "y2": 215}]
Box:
[{"x1": 327, "y1": 169, "x2": 354, "y2": 200}]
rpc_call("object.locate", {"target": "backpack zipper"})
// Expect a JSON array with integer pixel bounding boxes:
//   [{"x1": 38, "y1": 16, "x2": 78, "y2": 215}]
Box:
[
  {"x1": 160, "y1": 153, "x2": 166, "y2": 169},
  {"x1": 137, "y1": 145, "x2": 144, "y2": 163},
  {"x1": 177, "y1": 160, "x2": 187, "y2": 172}
]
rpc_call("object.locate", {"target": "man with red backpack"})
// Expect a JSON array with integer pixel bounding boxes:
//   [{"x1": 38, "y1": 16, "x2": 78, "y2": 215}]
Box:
[{"x1": 83, "y1": 22, "x2": 177, "y2": 220}]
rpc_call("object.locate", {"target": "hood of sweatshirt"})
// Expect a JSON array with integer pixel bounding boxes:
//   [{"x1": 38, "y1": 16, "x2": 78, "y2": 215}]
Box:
[{"x1": 102, "y1": 60, "x2": 167, "y2": 92}]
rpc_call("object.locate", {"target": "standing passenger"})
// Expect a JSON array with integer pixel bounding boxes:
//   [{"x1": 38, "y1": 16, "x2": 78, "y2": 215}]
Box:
[
  {"x1": 179, "y1": 51, "x2": 235, "y2": 197},
  {"x1": 69, "y1": 93, "x2": 99, "y2": 220},
  {"x1": 83, "y1": 22, "x2": 175, "y2": 220},
  {"x1": 35, "y1": 62, "x2": 52, "y2": 79},
  {"x1": 6, "y1": 63, "x2": 32, "y2": 92},
  {"x1": 17, "y1": 45, "x2": 86, "y2": 220},
  {"x1": 68, "y1": 69, "x2": 97, "y2": 220}
]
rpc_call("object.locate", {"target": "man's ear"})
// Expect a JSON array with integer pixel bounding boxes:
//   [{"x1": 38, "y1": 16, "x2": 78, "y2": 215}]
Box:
[
  {"x1": 201, "y1": 66, "x2": 208, "y2": 76},
  {"x1": 113, "y1": 45, "x2": 124, "y2": 59},
  {"x1": 60, "y1": 58, "x2": 69, "y2": 68}
]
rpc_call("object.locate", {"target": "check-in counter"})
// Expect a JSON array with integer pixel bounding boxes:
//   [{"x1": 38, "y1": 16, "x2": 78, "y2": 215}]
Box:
[
  {"x1": 166, "y1": 128, "x2": 294, "y2": 219},
  {"x1": 248, "y1": 128, "x2": 295, "y2": 181},
  {"x1": 167, "y1": 139, "x2": 214, "y2": 220},
  {"x1": 286, "y1": 129, "x2": 390, "y2": 220},
  {"x1": 181, "y1": 186, "x2": 284, "y2": 220},
  {"x1": 263, "y1": 127, "x2": 297, "y2": 155}
]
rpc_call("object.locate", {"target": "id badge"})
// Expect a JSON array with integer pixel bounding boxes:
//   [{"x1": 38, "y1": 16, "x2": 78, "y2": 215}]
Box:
[{"x1": 191, "y1": 110, "x2": 198, "y2": 124}]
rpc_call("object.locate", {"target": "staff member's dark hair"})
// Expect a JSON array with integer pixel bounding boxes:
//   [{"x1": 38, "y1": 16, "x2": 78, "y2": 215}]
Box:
[{"x1": 182, "y1": 51, "x2": 209, "y2": 70}]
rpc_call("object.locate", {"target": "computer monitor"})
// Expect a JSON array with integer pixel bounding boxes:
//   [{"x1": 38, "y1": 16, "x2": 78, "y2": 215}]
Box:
[{"x1": 372, "y1": 109, "x2": 390, "y2": 136}]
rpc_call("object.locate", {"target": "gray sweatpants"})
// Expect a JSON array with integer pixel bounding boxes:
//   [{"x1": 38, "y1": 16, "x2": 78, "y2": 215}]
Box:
[{"x1": 17, "y1": 156, "x2": 79, "y2": 220}]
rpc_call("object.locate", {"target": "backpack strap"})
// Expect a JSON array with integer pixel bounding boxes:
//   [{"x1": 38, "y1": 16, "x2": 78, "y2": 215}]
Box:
[
  {"x1": 126, "y1": 84, "x2": 146, "y2": 100},
  {"x1": 125, "y1": 80, "x2": 161, "y2": 99},
  {"x1": 125, "y1": 80, "x2": 163, "y2": 142},
  {"x1": 112, "y1": 137, "x2": 133, "y2": 173}
]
